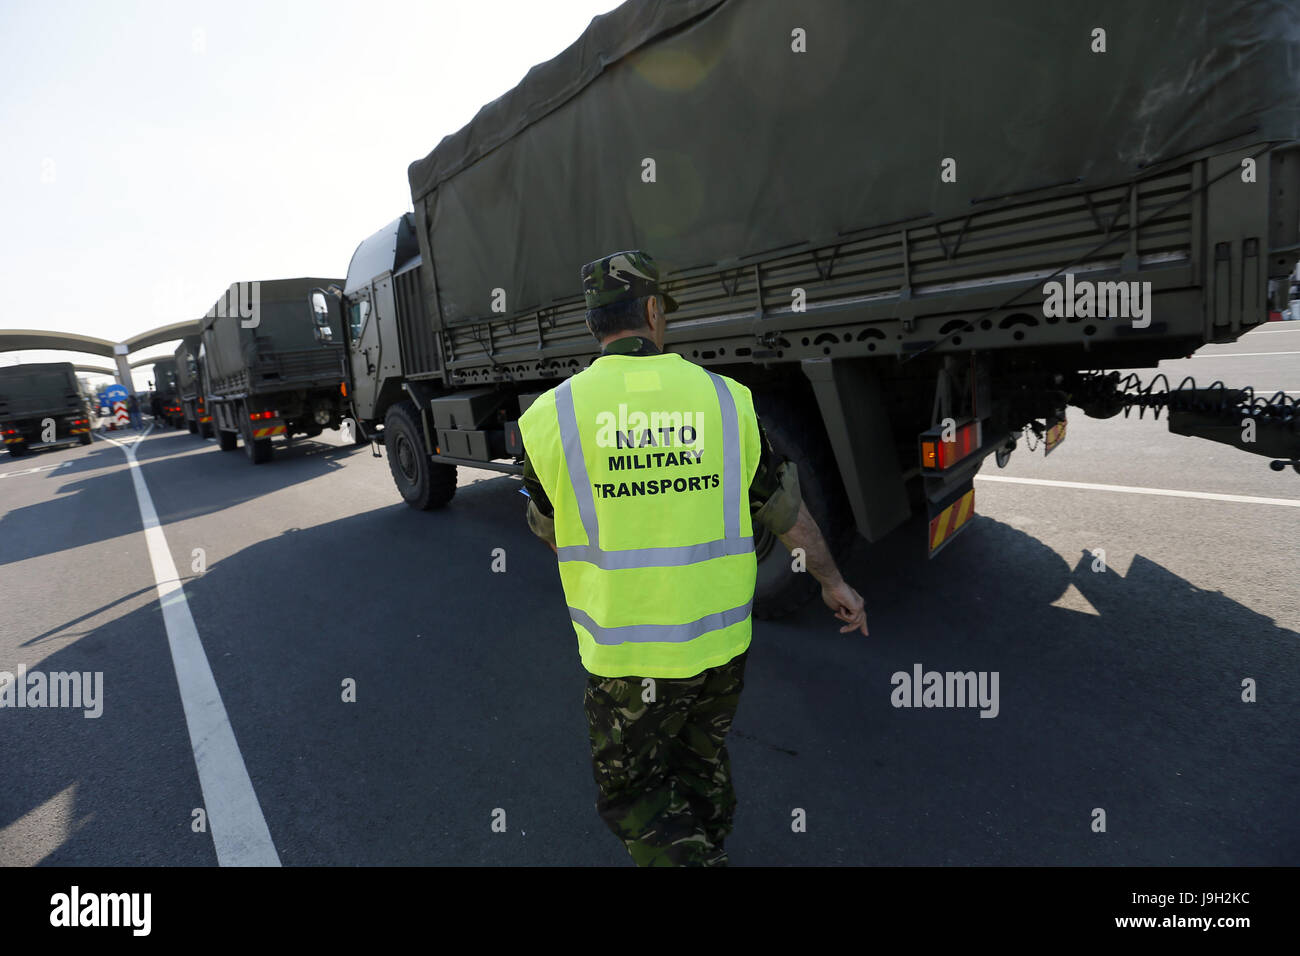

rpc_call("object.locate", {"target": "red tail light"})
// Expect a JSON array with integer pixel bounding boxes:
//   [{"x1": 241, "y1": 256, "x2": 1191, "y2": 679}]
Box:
[{"x1": 920, "y1": 420, "x2": 982, "y2": 471}]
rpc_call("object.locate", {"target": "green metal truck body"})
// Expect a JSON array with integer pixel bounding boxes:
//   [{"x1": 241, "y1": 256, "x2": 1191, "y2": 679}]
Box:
[
  {"x1": 173, "y1": 335, "x2": 212, "y2": 436},
  {"x1": 149, "y1": 356, "x2": 184, "y2": 429},
  {"x1": 200, "y1": 277, "x2": 348, "y2": 464},
  {"x1": 330, "y1": 0, "x2": 1300, "y2": 615},
  {"x1": 0, "y1": 363, "x2": 92, "y2": 457}
]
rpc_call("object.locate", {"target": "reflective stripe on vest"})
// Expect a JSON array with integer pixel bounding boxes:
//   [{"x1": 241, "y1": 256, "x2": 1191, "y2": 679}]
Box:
[
  {"x1": 570, "y1": 599, "x2": 754, "y2": 646},
  {"x1": 552, "y1": 369, "x2": 753, "y2": 571}
]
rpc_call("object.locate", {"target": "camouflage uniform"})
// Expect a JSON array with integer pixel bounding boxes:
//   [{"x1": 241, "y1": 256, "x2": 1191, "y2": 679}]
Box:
[
  {"x1": 584, "y1": 651, "x2": 749, "y2": 867},
  {"x1": 522, "y1": 250, "x2": 801, "y2": 867}
]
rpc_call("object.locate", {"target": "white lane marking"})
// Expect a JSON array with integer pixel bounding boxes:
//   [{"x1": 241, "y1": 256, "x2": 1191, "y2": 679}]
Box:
[
  {"x1": 1192, "y1": 351, "x2": 1300, "y2": 358},
  {"x1": 1250, "y1": 326, "x2": 1300, "y2": 333},
  {"x1": 977, "y1": 474, "x2": 1300, "y2": 508},
  {"x1": 100, "y1": 431, "x2": 280, "y2": 866},
  {"x1": 0, "y1": 462, "x2": 64, "y2": 479},
  {"x1": 0, "y1": 455, "x2": 78, "y2": 479}
]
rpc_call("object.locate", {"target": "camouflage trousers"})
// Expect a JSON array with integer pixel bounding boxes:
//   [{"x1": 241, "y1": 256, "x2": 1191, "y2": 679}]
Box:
[{"x1": 583, "y1": 651, "x2": 749, "y2": 867}]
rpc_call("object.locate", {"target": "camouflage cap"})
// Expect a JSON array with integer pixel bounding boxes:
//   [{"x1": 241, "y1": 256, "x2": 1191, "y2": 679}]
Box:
[{"x1": 581, "y1": 249, "x2": 679, "y2": 313}]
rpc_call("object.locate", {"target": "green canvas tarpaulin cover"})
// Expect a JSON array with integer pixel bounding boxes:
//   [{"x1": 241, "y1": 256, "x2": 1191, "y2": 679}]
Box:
[
  {"x1": 0, "y1": 363, "x2": 80, "y2": 418},
  {"x1": 200, "y1": 278, "x2": 342, "y2": 384},
  {"x1": 408, "y1": 0, "x2": 1300, "y2": 327}
]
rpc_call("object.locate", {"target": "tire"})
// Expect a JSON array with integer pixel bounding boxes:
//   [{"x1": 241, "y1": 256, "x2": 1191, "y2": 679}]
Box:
[
  {"x1": 750, "y1": 388, "x2": 854, "y2": 620},
  {"x1": 218, "y1": 429, "x2": 238, "y2": 452},
  {"x1": 7, "y1": 443, "x2": 27, "y2": 458},
  {"x1": 187, "y1": 419, "x2": 198, "y2": 434},
  {"x1": 385, "y1": 400, "x2": 455, "y2": 510},
  {"x1": 201, "y1": 421, "x2": 214, "y2": 439},
  {"x1": 78, "y1": 433, "x2": 92, "y2": 446},
  {"x1": 242, "y1": 420, "x2": 272, "y2": 464}
]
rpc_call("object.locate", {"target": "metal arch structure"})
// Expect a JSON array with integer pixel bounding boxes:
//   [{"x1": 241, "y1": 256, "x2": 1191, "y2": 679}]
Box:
[
  {"x1": 0, "y1": 329, "x2": 116, "y2": 357},
  {"x1": 0, "y1": 320, "x2": 202, "y2": 390},
  {"x1": 124, "y1": 320, "x2": 200, "y2": 353}
]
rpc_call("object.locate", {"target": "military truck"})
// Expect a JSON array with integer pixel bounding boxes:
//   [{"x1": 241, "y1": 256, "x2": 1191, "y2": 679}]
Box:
[
  {"x1": 201, "y1": 277, "x2": 349, "y2": 464},
  {"x1": 174, "y1": 335, "x2": 212, "y2": 437},
  {"x1": 321, "y1": 0, "x2": 1300, "y2": 616},
  {"x1": 0, "y1": 363, "x2": 92, "y2": 457},
  {"x1": 149, "y1": 356, "x2": 185, "y2": 428}
]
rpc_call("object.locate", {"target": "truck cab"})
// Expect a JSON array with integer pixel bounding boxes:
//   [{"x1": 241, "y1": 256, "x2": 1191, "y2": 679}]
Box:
[{"x1": 325, "y1": 213, "x2": 430, "y2": 442}]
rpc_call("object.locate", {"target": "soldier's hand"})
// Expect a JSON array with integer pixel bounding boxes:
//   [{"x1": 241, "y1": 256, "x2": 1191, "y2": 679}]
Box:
[{"x1": 822, "y1": 580, "x2": 868, "y2": 636}]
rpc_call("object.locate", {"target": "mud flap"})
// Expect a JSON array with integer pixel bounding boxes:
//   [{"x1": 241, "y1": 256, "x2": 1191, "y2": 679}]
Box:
[{"x1": 927, "y1": 480, "x2": 976, "y2": 558}]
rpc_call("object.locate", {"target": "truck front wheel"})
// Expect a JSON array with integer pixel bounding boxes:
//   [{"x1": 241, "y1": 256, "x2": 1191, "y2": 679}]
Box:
[{"x1": 385, "y1": 400, "x2": 455, "y2": 510}]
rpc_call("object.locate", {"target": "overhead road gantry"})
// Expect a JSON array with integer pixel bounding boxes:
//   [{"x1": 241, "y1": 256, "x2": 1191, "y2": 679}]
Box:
[{"x1": 0, "y1": 320, "x2": 202, "y2": 390}]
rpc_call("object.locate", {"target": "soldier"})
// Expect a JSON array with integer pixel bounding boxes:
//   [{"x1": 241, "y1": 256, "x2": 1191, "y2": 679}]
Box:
[{"x1": 518, "y1": 249, "x2": 867, "y2": 866}]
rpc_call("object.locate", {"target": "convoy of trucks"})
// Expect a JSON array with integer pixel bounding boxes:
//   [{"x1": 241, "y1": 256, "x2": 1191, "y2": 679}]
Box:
[
  {"x1": 7, "y1": 0, "x2": 1298, "y2": 618},
  {"x1": 0, "y1": 363, "x2": 92, "y2": 457}
]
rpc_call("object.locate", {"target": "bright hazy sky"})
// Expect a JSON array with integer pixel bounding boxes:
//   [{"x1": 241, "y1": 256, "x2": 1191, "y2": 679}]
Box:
[{"x1": 0, "y1": 0, "x2": 619, "y2": 387}]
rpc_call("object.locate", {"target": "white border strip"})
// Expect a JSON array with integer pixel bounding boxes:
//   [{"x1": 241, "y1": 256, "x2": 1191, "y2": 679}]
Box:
[
  {"x1": 977, "y1": 474, "x2": 1300, "y2": 507},
  {"x1": 1192, "y1": 351, "x2": 1300, "y2": 358},
  {"x1": 101, "y1": 429, "x2": 280, "y2": 866}
]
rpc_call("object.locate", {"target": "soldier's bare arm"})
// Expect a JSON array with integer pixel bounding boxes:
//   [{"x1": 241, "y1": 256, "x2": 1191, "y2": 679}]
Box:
[{"x1": 777, "y1": 502, "x2": 868, "y2": 636}]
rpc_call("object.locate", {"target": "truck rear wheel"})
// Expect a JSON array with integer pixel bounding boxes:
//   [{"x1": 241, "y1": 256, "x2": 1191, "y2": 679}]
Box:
[
  {"x1": 78, "y1": 433, "x2": 92, "y2": 446},
  {"x1": 751, "y1": 390, "x2": 854, "y2": 620},
  {"x1": 187, "y1": 419, "x2": 197, "y2": 434},
  {"x1": 385, "y1": 400, "x2": 455, "y2": 510},
  {"x1": 218, "y1": 430, "x2": 238, "y2": 451},
  {"x1": 7, "y1": 443, "x2": 27, "y2": 458}
]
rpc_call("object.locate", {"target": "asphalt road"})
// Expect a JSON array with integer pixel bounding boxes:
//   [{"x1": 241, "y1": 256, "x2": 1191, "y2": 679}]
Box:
[{"x1": 1, "y1": 325, "x2": 1297, "y2": 866}]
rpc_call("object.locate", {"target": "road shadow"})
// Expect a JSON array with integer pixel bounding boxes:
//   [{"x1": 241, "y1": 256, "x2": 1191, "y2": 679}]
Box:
[
  {"x1": 4, "y1": 478, "x2": 1295, "y2": 866},
  {"x1": 0, "y1": 428, "x2": 371, "y2": 568}
]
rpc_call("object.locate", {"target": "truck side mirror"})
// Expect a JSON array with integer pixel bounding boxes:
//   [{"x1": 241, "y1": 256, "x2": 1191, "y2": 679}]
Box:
[{"x1": 310, "y1": 289, "x2": 335, "y2": 343}]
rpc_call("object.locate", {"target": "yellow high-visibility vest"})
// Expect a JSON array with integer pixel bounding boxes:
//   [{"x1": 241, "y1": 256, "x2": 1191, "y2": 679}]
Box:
[{"x1": 518, "y1": 352, "x2": 760, "y2": 678}]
